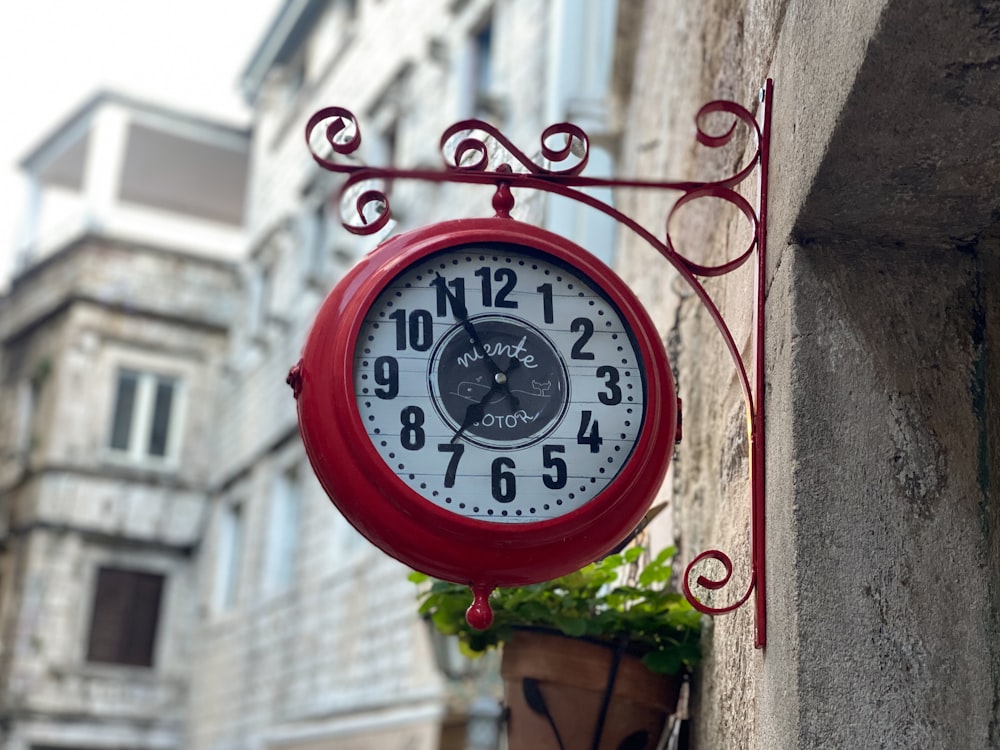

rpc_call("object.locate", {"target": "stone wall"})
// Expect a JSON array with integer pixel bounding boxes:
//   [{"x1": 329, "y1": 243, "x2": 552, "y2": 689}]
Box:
[
  {"x1": 620, "y1": 0, "x2": 1000, "y2": 747},
  {"x1": 0, "y1": 237, "x2": 237, "y2": 750}
]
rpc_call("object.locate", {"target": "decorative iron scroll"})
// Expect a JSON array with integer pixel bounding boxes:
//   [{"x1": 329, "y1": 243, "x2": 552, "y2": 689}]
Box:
[{"x1": 305, "y1": 81, "x2": 772, "y2": 648}]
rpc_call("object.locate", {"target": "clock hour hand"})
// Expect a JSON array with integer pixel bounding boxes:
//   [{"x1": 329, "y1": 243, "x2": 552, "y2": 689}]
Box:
[
  {"x1": 451, "y1": 383, "x2": 499, "y2": 444},
  {"x1": 451, "y1": 399, "x2": 490, "y2": 445},
  {"x1": 451, "y1": 360, "x2": 522, "y2": 443}
]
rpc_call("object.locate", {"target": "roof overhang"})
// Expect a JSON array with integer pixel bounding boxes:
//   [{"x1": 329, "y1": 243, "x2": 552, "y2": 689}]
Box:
[{"x1": 239, "y1": 0, "x2": 329, "y2": 105}]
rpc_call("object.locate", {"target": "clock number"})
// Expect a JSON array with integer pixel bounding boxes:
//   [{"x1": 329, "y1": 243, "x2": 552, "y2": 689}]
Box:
[
  {"x1": 576, "y1": 410, "x2": 603, "y2": 453},
  {"x1": 596, "y1": 365, "x2": 622, "y2": 405},
  {"x1": 570, "y1": 317, "x2": 596, "y2": 360},
  {"x1": 437, "y1": 443, "x2": 464, "y2": 487},
  {"x1": 373, "y1": 356, "x2": 399, "y2": 399},
  {"x1": 432, "y1": 276, "x2": 466, "y2": 318},
  {"x1": 541, "y1": 444, "x2": 567, "y2": 489},
  {"x1": 494, "y1": 268, "x2": 518, "y2": 308},
  {"x1": 475, "y1": 266, "x2": 519, "y2": 309},
  {"x1": 491, "y1": 457, "x2": 517, "y2": 503},
  {"x1": 537, "y1": 283, "x2": 554, "y2": 324},
  {"x1": 400, "y1": 406, "x2": 425, "y2": 450},
  {"x1": 389, "y1": 309, "x2": 433, "y2": 351}
]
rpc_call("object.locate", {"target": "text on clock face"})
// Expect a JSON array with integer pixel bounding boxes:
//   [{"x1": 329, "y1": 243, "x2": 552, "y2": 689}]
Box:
[
  {"x1": 353, "y1": 246, "x2": 647, "y2": 523},
  {"x1": 455, "y1": 334, "x2": 539, "y2": 369}
]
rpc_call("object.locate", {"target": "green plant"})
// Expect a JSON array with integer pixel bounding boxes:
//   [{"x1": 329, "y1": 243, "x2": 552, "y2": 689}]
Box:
[{"x1": 409, "y1": 545, "x2": 701, "y2": 675}]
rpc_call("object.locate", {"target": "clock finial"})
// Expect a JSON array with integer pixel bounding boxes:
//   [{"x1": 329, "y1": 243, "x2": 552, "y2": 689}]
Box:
[
  {"x1": 466, "y1": 584, "x2": 495, "y2": 630},
  {"x1": 492, "y1": 164, "x2": 515, "y2": 218}
]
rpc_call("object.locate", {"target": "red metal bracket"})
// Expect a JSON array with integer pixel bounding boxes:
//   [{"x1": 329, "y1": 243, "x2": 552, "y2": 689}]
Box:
[{"x1": 305, "y1": 80, "x2": 772, "y2": 648}]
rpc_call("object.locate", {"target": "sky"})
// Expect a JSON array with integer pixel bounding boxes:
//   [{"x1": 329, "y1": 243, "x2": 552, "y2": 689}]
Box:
[{"x1": 0, "y1": 0, "x2": 281, "y2": 291}]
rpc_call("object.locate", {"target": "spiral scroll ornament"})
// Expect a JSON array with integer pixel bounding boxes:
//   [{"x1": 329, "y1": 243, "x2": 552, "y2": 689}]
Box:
[
  {"x1": 304, "y1": 81, "x2": 773, "y2": 647},
  {"x1": 439, "y1": 119, "x2": 590, "y2": 175}
]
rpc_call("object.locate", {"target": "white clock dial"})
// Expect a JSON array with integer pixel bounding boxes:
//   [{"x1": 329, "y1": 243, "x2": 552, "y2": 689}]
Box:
[{"x1": 353, "y1": 243, "x2": 647, "y2": 523}]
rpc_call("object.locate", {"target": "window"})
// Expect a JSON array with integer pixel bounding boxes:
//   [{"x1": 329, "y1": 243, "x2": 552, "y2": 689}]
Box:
[
  {"x1": 13, "y1": 380, "x2": 36, "y2": 456},
  {"x1": 305, "y1": 201, "x2": 330, "y2": 282},
  {"x1": 215, "y1": 503, "x2": 244, "y2": 611},
  {"x1": 545, "y1": 147, "x2": 617, "y2": 266},
  {"x1": 459, "y1": 17, "x2": 502, "y2": 119},
  {"x1": 249, "y1": 262, "x2": 274, "y2": 338},
  {"x1": 265, "y1": 468, "x2": 302, "y2": 592},
  {"x1": 473, "y1": 23, "x2": 494, "y2": 101},
  {"x1": 86, "y1": 567, "x2": 164, "y2": 667},
  {"x1": 108, "y1": 369, "x2": 181, "y2": 462},
  {"x1": 282, "y1": 48, "x2": 307, "y2": 105}
]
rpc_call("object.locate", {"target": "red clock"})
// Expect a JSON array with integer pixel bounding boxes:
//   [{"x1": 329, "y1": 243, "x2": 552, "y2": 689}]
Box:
[{"x1": 292, "y1": 218, "x2": 676, "y2": 624}]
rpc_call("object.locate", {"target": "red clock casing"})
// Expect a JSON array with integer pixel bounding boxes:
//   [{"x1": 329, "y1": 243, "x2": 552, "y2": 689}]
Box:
[{"x1": 293, "y1": 218, "x2": 676, "y2": 591}]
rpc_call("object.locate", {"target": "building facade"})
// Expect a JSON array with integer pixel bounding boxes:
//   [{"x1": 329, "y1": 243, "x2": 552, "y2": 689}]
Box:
[
  {"x1": 0, "y1": 94, "x2": 248, "y2": 749},
  {"x1": 616, "y1": 1, "x2": 1000, "y2": 748},
  {"x1": 2, "y1": 1, "x2": 997, "y2": 749},
  {"x1": 184, "y1": 1, "x2": 628, "y2": 749}
]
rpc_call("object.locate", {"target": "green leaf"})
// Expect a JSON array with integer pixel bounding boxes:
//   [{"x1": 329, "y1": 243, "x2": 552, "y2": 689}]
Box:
[
  {"x1": 554, "y1": 617, "x2": 589, "y2": 637},
  {"x1": 597, "y1": 553, "x2": 624, "y2": 570},
  {"x1": 641, "y1": 649, "x2": 683, "y2": 675},
  {"x1": 652, "y1": 546, "x2": 678, "y2": 565},
  {"x1": 624, "y1": 546, "x2": 645, "y2": 563},
  {"x1": 405, "y1": 542, "x2": 700, "y2": 671}
]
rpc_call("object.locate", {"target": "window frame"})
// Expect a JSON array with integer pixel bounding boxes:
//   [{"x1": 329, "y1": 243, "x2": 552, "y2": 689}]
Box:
[
  {"x1": 214, "y1": 501, "x2": 245, "y2": 613},
  {"x1": 264, "y1": 466, "x2": 303, "y2": 594},
  {"x1": 106, "y1": 367, "x2": 185, "y2": 466},
  {"x1": 85, "y1": 566, "x2": 165, "y2": 668}
]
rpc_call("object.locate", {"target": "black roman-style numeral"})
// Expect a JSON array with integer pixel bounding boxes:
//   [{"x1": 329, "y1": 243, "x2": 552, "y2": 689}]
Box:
[
  {"x1": 400, "y1": 406, "x2": 425, "y2": 450},
  {"x1": 596, "y1": 365, "x2": 622, "y2": 405},
  {"x1": 438, "y1": 443, "x2": 464, "y2": 487},
  {"x1": 571, "y1": 317, "x2": 595, "y2": 360},
  {"x1": 389, "y1": 309, "x2": 434, "y2": 351},
  {"x1": 373, "y1": 356, "x2": 398, "y2": 399},
  {"x1": 542, "y1": 444, "x2": 567, "y2": 489},
  {"x1": 475, "y1": 266, "x2": 519, "y2": 308},
  {"x1": 576, "y1": 410, "x2": 603, "y2": 453},
  {"x1": 537, "y1": 283, "x2": 554, "y2": 324},
  {"x1": 491, "y1": 457, "x2": 517, "y2": 502},
  {"x1": 432, "y1": 275, "x2": 466, "y2": 318}
]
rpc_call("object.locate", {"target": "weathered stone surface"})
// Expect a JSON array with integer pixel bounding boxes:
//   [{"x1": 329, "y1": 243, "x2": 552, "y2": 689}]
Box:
[{"x1": 621, "y1": 0, "x2": 1000, "y2": 748}]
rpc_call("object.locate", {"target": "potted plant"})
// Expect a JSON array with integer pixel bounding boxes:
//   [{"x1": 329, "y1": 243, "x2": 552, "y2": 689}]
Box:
[{"x1": 410, "y1": 545, "x2": 701, "y2": 750}]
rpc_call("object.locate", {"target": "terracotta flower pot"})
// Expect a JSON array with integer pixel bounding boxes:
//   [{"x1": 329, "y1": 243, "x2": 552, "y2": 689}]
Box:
[{"x1": 500, "y1": 630, "x2": 681, "y2": 750}]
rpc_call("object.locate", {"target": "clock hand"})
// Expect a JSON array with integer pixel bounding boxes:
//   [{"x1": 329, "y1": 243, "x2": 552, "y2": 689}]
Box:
[
  {"x1": 451, "y1": 359, "x2": 523, "y2": 444},
  {"x1": 432, "y1": 273, "x2": 527, "y2": 408},
  {"x1": 451, "y1": 381, "x2": 500, "y2": 444},
  {"x1": 431, "y1": 274, "x2": 524, "y2": 412},
  {"x1": 432, "y1": 273, "x2": 503, "y2": 377},
  {"x1": 501, "y1": 358, "x2": 521, "y2": 412}
]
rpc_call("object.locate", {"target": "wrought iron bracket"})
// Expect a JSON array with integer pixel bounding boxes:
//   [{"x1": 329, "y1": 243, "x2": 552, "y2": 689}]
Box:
[{"x1": 305, "y1": 80, "x2": 772, "y2": 648}]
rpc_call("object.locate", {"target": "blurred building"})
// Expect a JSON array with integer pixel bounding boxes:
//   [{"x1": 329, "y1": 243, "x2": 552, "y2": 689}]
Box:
[
  {"x1": 0, "y1": 93, "x2": 248, "y2": 749},
  {"x1": 184, "y1": 1, "x2": 626, "y2": 749},
  {"x1": 615, "y1": 2, "x2": 1000, "y2": 749},
  {"x1": 3, "y1": 1, "x2": 997, "y2": 749},
  {"x1": 0, "y1": 2, "x2": 629, "y2": 748}
]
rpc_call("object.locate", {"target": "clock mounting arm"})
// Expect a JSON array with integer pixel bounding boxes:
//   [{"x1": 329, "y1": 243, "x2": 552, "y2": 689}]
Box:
[{"x1": 300, "y1": 82, "x2": 773, "y2": 648}]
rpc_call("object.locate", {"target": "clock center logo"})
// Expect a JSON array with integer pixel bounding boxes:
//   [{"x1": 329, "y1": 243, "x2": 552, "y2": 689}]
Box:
[{"x1": 429, "y1": 315, "x2": 569, "y2": 449}]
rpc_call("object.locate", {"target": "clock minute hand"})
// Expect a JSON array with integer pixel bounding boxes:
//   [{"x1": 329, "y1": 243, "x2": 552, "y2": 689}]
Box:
[
  {"x1": 432, "y1": 273, "x2": 502, "y2": 377},
  {"x1": 432, "y1": 274, "x2": 521, "y2": 413}
]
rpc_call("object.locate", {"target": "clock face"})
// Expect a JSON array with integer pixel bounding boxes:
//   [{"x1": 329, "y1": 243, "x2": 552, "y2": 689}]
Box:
[
  {"x1": 353, "y1": 244, "x2": 647, "y2": 523},
  {"x1": 294, "y1": 218, "x2": 676, "y2": 587}
]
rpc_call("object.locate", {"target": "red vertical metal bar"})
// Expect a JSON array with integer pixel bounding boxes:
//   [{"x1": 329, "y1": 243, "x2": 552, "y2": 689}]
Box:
[{"x1": 752, "y1": 79, "x2": 773, "y2": 648}]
